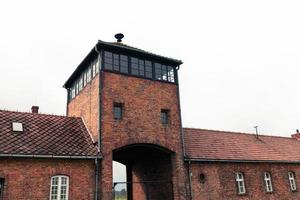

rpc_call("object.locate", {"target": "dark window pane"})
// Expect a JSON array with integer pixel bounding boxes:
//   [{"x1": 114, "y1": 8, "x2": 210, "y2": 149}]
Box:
[
  {"x1": 120, "y1": 55, "x2": 128, "y2": 73},
  {"x1": 145, "y1": 60, "x2": 153, "y2": 78},
  {"x1": 155, "y1": 63, "x2": 162, "y2": 80},
  {"x1": 113, "y1": 54, "x2": 119, "y2": 71},
  {"x1": 104, "y1": 51, "x2": 112, "y2": 58},
  {"x1": 114, "y1": 103, "x2": 123, "y2": 120},
  {"x1": 120, "y1": 61, "x2": 128, "y2": 73},
  {"x1": 104, "y1": 63, "x2": 113, "y2": 70},
  {"x1": 139, "y1": 59, "x2": 145, "y2": 76},
  {"x1": 131, "y1": 57, "x2": 138, "y2": 64},
  {"x1": 104, "y1": 51, "x2": 113, "y2": 70},
  {"x1": 120, "y1": 55, "x2": 128, "y2": 61},
  {"x1": 131, "y1": 57, "x2": 139, "y2": 75},
  {"x1": 161, "y1": 109, "x2": 169, "y2": 124}
]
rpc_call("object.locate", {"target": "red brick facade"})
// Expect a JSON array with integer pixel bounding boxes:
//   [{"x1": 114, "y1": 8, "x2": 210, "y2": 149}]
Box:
[
  {"x1": 100, "y1": 72, "x2": 187, "y2": 199},
  {"x1": 0, "y1": 158, "x2": 95, "y2": 200},
  {"x1": 67, "y1": 74, "x2": 100, "y2": 142},
  {"x1": 190, "y1": 162, "x2": 300, "y2": 200}
]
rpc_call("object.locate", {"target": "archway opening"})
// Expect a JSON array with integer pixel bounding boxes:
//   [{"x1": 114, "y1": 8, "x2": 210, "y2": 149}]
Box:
[{"x1": 113, "y1": 144, "x2": 173, "y2": 200}]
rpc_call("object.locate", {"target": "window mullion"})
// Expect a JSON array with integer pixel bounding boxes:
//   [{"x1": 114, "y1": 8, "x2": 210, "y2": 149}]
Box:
[{"x1": 58, "y1": 177, "x2": 61, "y2": 200}]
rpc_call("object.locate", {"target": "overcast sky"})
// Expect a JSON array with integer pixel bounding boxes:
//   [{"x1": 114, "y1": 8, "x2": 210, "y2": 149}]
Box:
[{"x1": 1, "y1": 0, "x2": 300, "y2": 181}]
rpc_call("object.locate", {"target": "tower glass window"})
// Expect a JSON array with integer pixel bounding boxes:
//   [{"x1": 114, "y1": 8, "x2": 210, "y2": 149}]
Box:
[
  {"x1": 145, "y1": 60, "x2": 153, "y2": 78},
  {"x1": 155, "y1": 63, "x2": 162, "y2": 80},
  {"x1": 50, "y1": 176, "x2": 69, "y2": 200},
  {"x1": 235, "y1": 172, "x2": 246, "y2": 195},
  {"x1": 104, "y1": 51, "x2": 113, "y2": 70},
  {"x1": 120, "y1": 55, "x2": 128, "y2": 73},
  {"x1": 161, "y1": 109, "x2": 169, "y2": 124},
  {"x1": 113, "y1": 53, "x2": 120, "y2": 71},
  {"x1": 102, "y1": 51, "x2": 177, "y2": 83},
  {"x1": 113, "y1": 103, "x2": 123, "y2": 120},
  {"x1": 131, "y1": 57, "x2": 139, "y2": 75}
]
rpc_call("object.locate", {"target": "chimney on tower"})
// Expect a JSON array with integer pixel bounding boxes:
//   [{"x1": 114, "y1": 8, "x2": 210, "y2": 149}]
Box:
[{"x1": 291, "y1": 129, "x2": 300, "y2": 141}]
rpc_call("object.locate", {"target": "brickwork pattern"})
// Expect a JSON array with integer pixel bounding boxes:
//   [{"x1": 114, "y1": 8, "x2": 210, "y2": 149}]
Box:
[
  {"x1": 68, "y1": 74, "x2": 99, "y2": 142},
  {"x1": 191, "y1": 162, "x2": 300, "y2": 200},
  {"x1": 100, "y1": 72, "x2": 187, "y2": 200},
  {"x1": 0, "y1": 158, "x2": 95, "y2": 200}
]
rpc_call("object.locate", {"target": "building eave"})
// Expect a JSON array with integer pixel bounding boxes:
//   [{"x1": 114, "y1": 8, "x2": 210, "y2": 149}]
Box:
[
  {"x1": 0, "y1": 153, "x2": 101, "y2": 160},
  {"x1": 184, "y1": 157, "x2": 300, "y2": 164}
]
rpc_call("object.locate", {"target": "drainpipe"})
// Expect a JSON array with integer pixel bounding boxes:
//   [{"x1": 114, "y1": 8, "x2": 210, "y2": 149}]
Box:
[
  {"x1": 94, "y1": 44, "x2": 102, "y2": 200},
  {"x1": 95, "y1": 157, "x2": 99, "y2": 200},
  {"x1": 188, "y1": 160, "x2": 193, "y2": 200},
  {"x1": 175, "y1": 65, "x2": 186, "y2": 159}
]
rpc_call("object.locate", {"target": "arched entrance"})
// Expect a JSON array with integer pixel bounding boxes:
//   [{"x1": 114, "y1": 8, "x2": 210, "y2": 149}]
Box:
[{"x1": 113, "y1": 144, "x2": 174, "y2": 200}]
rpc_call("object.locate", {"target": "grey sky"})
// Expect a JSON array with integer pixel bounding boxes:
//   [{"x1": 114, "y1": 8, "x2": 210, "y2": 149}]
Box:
[{"x1": 1, "y1": 0, "x2": 300, "y2": 181}]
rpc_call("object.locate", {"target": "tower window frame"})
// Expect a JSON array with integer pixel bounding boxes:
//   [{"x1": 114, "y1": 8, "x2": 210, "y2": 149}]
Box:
[
  {"x1": 161, "y1": 109, "x2": 170, "y2": 124},
  {"x1": 113, "y1": 102, "x2": 124, "y2": 120},
  {"x1": 102, "y1": 51, "x2": 177, "y2": 83}
]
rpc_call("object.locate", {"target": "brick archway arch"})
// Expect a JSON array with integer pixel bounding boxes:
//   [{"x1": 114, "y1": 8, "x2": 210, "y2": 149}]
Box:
[{"x1": 113, "y1": 143, "x2": 174, "y2": 200}]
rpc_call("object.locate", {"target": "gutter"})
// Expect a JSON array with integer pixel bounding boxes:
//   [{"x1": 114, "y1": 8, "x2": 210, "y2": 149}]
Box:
[
  {"x1": 0, "y1": 154, "x2": 99, "y2": 159},
  {"x1": 184, "y1": 157, "x2": 300, "y2": 164}
]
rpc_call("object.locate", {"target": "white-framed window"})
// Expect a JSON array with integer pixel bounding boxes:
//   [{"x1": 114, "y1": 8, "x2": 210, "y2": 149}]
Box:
[
  {"x1": 264, "y1": 172, "x2": 273, "y2": 192},
  {"x1": 50, "y1": 175, "x2": 69, "y2": 200},
  {"x1": 288, "y1": 171, "x2": 297, "y2": 191},
  {"x1": 236, "y1": 172, "x2": 246, "y2": 194}
]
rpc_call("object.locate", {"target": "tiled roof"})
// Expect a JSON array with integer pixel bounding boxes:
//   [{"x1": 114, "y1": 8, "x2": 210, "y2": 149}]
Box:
[
  {"x1": 183, "y1": 128, "x2": 300, "y2": 163},
  {"x1": 0, "y1": 110, "x2": 98, "y2": 157}
]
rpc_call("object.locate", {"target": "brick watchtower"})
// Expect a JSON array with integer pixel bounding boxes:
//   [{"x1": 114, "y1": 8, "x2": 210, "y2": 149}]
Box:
[{"x1": 64, "y1": 34, "x2": 187, "y2": 200}]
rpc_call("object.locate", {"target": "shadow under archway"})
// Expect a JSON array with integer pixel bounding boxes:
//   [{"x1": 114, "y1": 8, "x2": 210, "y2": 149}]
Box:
[{"x1": 113, "y1": 144, "x2": 174, "y2": 200}]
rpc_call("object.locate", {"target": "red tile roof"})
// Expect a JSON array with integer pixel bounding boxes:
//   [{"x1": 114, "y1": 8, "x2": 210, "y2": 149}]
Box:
[
  {"x1": 0, "y1": 110, "x2": 98, "y2": 157},
  {"x1": 183, "y1": 128, "x2": 300, "y2": 163}
]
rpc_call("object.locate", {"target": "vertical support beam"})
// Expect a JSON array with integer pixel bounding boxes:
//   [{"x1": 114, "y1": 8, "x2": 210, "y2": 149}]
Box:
[{"x1": 126, "y1": 164, "x2": 133, "y2": 200}]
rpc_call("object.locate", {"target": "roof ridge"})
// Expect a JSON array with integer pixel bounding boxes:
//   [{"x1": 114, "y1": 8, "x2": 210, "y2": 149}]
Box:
[
  {"x1": 0, "y1": 109, "x2": 79, "y2": 119},
  {"x1": 183, "y1": 127, "x2": 293, "y2": 139}
]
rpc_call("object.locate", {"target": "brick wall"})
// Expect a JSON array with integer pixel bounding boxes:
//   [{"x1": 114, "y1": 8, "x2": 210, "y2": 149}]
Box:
[
  {"x1": 100, "y1": 71, "x2": 187, "y2": 200},
  {"x1": 190, "y1": 162, "x2": 300, "y2": 200},
  {"x1": 67, "y1": 74, "x2": 99, "y2": 142},
  {"x1": 0, "y1": 158, "x2": 95, "y2": 200}
]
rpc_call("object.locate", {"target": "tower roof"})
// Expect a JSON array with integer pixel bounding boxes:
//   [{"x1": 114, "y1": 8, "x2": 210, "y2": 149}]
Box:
[{"x1": 63, "y1": 40, "x2": 183, "y2": 88}]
